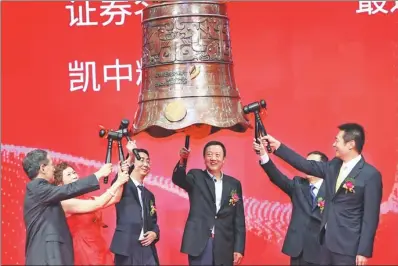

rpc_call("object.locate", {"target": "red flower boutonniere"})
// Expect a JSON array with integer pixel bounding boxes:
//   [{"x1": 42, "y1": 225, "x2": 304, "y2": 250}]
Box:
[
  {"x1": 317, "y1": 197, "x2": 325, "y2": 213},
  {"x1": 229, "y1": 190, "x2": 240, "y2": 206},
  {"x1": 150, "y1": 200, "x2": 156, "y2": 216},
  {"x1": 343, "y1": 178, "x2": 355, "y2": 194}
]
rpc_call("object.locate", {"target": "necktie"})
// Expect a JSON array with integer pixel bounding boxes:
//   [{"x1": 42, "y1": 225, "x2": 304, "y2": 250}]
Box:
[
  {"x1": 137, "y1": 185, "x2": 147, "y2": 232},
  {"x1": 309, "y1": 184, "x2": 316, "y2": 207},
  {"x1": 335, "y1": 166, "x2": 347, "y2": 192}
]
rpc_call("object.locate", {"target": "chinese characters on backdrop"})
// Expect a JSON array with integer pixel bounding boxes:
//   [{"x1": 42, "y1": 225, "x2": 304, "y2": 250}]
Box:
[
  {"x1": 65, "y1": 1, "x2": 147, "y2": 92},
  {"x1": 66, "y1": 0, "x2": 397, "y2": 93},
  {"x1": 68, "y1": 59, "x2": 142, "y2": 92},
  {"x1": 66, "y1": 0, "x2": 147, "y2": 26},
  {"x1": 356, "y1": 1, "x2": 398, "y2": 15}
]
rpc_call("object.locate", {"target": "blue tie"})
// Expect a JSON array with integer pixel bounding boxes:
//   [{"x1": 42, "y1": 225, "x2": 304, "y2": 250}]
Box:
[{"x1": 310, "y1": 184, "x2": 317, "y2": 207}]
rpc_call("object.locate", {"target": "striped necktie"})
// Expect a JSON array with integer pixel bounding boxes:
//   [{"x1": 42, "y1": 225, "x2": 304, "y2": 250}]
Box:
[{"x1": 310, "y1": 184, "x2": 316, "y2": 207}]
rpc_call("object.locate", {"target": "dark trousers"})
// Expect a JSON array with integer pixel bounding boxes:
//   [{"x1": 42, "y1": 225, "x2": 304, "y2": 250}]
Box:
[
  {"x1": 320, "y1": 231, "x2": 356, "y2": 265},
  {"x1": 290, "y1": 253, "x2": 315, "y2": 266},
  {"x1": 114, "y1": 243, "x2": 156, "y2": 266},
  {"x1": 188, "y1": 238, "x2": 214, "y2": 266},
  {"x1": 320, "y1": 245, "x2": 356, "y2": 265}
]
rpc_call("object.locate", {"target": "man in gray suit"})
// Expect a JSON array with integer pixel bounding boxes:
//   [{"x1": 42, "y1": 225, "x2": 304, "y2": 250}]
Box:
[{"x1": 23, "y1": 149, "x2": 113, "y2": 265}]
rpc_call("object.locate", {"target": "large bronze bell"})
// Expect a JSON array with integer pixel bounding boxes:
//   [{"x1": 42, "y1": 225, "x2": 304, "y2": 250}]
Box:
[{"x1": 132, "y1": 1, "x2": 250, "y2": 138}]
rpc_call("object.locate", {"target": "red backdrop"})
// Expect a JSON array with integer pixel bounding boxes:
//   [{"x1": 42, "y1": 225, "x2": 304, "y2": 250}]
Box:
[{"x1": 2, "y1": 1, "x2": 398, "y2": 265}]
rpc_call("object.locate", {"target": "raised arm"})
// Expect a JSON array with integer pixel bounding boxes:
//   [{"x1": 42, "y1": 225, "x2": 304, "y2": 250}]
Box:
[
  {"x1": 261, "y1": 135, "x2": 329, "y2": 179},
  {"x1": 61, "y1": 167, "x2": 129, "y2": 214},
  {"x1": 34, "y1": 174, "x2": 98, "y2": 204},
  {"x1": 172, "y1": 163, "x2": 195, "y2": 192},
  {"x1": 275, "y1": 144, "x2": 329, "y2": 178},
  {"x1": 103, "y1": 160, "x2": 131, "y2": 207},
  {"x1": 33, "y1": 164, "x2": 112, "y2": 204},
  {"x1": 172, "y1": 147, "x2": 195, "y2": 192},
  {"x1": 106, "y1": 177, "x2": 126, "y2": 208},
  {"x1": 102, "y1": 186, "x2": 124, "y2": 208},
  {"x1": 357, "y1": 170, "x2": 383, "y2": 258},
  {"x1": 254, "y1": 139, "x2": 294, "y2": 196},
  {"x1": 233, "y1": 181, "x2": 246, "y2": 257},
  {"x1": 125, "y1": 139, "x2": 138, "y2": 166},
  {"x1": 105, "y1": 171, "x2": 128, "y2": 207},
  {"x1": 261, "y1": 159, "x2": 295, "y2": 196}
]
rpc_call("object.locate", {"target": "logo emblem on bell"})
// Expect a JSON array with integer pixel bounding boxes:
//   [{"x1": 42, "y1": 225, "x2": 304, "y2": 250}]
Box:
[
  {"x1": 189, "y1": 65, "x2": 200, "y2": 80},
  {"x1": 164, "y1": 101, "x2": 187, "y2": 122}
]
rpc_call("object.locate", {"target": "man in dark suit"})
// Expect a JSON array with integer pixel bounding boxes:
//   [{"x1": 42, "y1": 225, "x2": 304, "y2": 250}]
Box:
[
  {"x1": 254, "y1": 138, "x2": 328, "y2": 265},
  {"x1": 110, "y1": 148, "x2": 160, "y2": 266},
  {"x1": 261, "y1": 123, "x2": 383, "y2": 265},
  {"x1": 172, "y1": 141, "x2": 246, "y2": 266},
  {"x1": 22, "y1": 149, "x2": 112, "y2": 265}
]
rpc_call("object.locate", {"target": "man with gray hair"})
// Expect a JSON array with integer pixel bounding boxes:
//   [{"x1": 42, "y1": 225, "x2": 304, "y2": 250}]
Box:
[{"x1": 22, "y1": 149, "x2": 112, "y2": 265}]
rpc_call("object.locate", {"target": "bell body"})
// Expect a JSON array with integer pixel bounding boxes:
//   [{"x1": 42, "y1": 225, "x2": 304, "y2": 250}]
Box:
[{"x1": 133, "y1": 1, "x2": 250, "y2": 138}]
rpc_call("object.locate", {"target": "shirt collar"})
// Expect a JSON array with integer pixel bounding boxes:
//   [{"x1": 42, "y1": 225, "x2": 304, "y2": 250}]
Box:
[
  {"x1": 342, "y1": 155, "x2": 362, "y2": 172},
  {"x1": 206, "y1": 170, "x2": 223, "y2": 182},
  {"x1": 131, "y1": 178, "x2": 144, "y2": 188},
  {"x1": 311, "y1": 179, "x2": 323, "y2": 190}
]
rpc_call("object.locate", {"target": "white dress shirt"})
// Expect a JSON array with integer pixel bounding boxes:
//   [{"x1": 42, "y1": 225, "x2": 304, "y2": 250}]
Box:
[
  {"x1": 260, "y1": 152, "x2": 270, "y2": 165},
  {"x1": 311, "y1": 178, "x2": 323, "y2": 197},
  {"x1": 338, "y1": 155, "x2": 362, "y2": 181},
  {"x1": 325, "y1": 155, "x2": 361, "y2": 229},
  {"x1": 132, "y1": 178, "x2": 145, "y2": 240},
  {"x1": 207, "y1": 170, "x2": 223, "y2": 235}
]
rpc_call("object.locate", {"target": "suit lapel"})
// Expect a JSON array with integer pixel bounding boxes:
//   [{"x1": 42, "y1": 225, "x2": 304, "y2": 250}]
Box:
[
  {"x1": 142, "y1": 188, "x2": 151, "y2": 232},
  {"x1": 127, "y1": 178, "x2": 141, "y2": 204},
  {"x1": 317, "y1": 181, "x2": 326, "y2": 201},
  {"x1": 314, "y1": 181, "x2": 326, "y2": 212},
  {"x1": 219, "y1": 175, "x2": 232, "y2": 212},
  {"x1": 332, "y1": 158, "x2": 364, "y2": 200},
  {"x1": 301, "y1": 180, "x2": 313, "y2": 207},
  {"x1": 203, "y1": 170, "x2": 216, "y2": 203},
  {"x1": 142, "y1": 188, "x2": 149, "y2": 213},
  {"x1": 331, "y1": 160, "x2": 343, "y2": 198}
]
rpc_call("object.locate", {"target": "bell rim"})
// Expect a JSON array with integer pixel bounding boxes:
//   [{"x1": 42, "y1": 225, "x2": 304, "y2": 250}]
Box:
[{"x1": 131, "y1": 122, "x2": 251, "y2": 138}]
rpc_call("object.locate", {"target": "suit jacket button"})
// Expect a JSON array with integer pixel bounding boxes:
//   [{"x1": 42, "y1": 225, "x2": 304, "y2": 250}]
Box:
[{"x1": 215, "y1": 216, "x2": 217, "y2": 219}]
